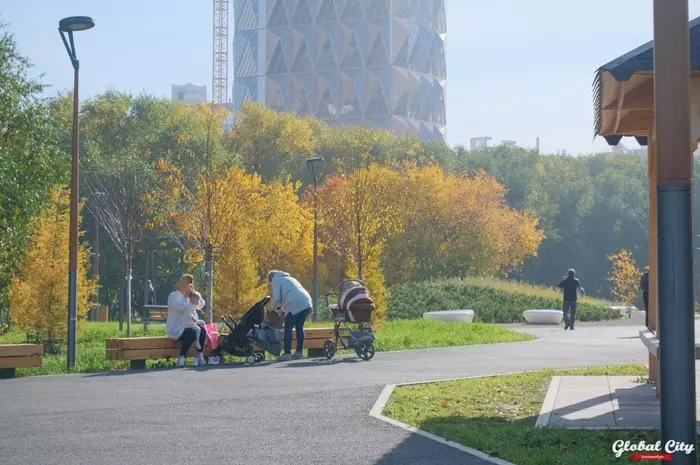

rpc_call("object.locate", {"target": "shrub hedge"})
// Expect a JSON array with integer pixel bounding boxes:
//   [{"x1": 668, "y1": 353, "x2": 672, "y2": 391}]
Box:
[{"x1": 388, "y1": 278, "x2": 621, "y2": 323}]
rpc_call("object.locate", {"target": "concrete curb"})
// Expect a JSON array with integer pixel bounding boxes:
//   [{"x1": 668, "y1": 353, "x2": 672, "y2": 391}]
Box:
[
  {"x1": 369, "y1": 373, "x2": 523, "y2": 465},
  {"x1": 535, "y1": 375, "x2": 561, "y2": 427}
]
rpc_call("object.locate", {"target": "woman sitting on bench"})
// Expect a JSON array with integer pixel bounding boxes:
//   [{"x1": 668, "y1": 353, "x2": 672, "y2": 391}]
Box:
[{"x1": 166, "y1": 274, "x2": 219, "y2": 367}]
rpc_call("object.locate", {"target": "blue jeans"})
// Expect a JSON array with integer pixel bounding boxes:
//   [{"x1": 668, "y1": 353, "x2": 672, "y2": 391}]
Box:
[{"x1": 284, "y1": 308, "x2": 310, "y2": 354}]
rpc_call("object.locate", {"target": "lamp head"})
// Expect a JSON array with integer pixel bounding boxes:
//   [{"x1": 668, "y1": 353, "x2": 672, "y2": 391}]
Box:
[
  {"x1": 306, "y1": 157, "x2": 323, "y2": 164},
  {"x1": 59, "y1": 16, "x2": 95, "y2": 32}
]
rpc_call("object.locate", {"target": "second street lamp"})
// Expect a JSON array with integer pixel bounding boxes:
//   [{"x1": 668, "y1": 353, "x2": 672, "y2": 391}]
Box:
[
  {"x1": 307, "y1": 157, "x2": 323, "y2": 322},
  {"x1": 58, "y1": 15, "x2": 95, "y2": 371}
]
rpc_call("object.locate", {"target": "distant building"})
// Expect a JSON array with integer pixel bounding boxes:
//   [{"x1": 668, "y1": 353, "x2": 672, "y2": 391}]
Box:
[
  {"x1": 171, "y1": 83, "x2": 207, "y2": 104},
  {"x1": 611, "y1": 143, "x2": 647, "y2": 155},
  {"x1": 502, "y1": 140, "x2": 516, "y2": 148},
  {"x1": 231, "y1": 0, "x2": 447, "y2": 142},
  {"x1": 470, "y1": 136, "x2": 492, "y2": 150}
]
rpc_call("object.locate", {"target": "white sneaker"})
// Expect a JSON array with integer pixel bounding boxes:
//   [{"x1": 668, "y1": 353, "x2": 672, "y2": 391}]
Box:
[
  {"x1": 208, "y1": 356, "x2": 221, "y2": 365},
  {"x1": 177, "y1": 356, "x2": 185, "y2": 368},
  {"x1": 195, "y1": 353, "x2": 206, "y2": 367}
]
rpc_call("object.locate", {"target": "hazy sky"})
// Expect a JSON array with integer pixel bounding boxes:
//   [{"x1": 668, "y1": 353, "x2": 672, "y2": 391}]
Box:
[{"x1": 4, "y1": 0, "x2": 700, "y2": 154}]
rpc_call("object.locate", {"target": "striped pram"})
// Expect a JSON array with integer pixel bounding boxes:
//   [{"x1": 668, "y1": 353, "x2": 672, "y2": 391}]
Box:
[
  {"x1": 332, "y1": 279, "x2": 375, "y2": 323},
  {"x1": 322, "y1": 279, "x2": 376, "y2": 361}
]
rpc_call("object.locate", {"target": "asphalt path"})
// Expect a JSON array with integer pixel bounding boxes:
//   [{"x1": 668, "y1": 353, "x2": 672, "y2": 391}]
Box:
[{"x1": 0, "y1": 321, "x2": 654, "y2": 465}]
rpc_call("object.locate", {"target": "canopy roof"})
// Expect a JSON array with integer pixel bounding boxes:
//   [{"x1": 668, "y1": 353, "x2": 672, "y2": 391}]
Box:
[{"x1": 593, "y1": 16, "x2": 700, "y2": 146}]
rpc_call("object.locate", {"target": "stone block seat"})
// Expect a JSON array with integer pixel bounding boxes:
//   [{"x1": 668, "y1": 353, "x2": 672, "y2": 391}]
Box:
[
  {"x1": 523, "y1": 309, "x2": 563, "y2": 324},
  {"x1": 422, "y1": 310, "x2": 475, "y2": 323}
]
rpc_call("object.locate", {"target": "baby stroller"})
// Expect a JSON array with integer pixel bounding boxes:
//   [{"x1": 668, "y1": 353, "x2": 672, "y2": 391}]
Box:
[
  {"x1": 321, "y1": 279, "x2": 376, "y2": 361},
  {"x1": 214, "y1": 296, "x2": 282, "y2": 365}
]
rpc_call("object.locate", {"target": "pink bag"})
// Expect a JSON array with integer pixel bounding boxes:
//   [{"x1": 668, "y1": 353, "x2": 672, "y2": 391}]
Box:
[{"x1": 205, "y1": 324, "x2": 219, "y2": 349}]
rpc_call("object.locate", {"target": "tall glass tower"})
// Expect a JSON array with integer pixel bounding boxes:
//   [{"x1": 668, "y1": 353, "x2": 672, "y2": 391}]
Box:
[{"x1": 232, "y1": 0, "x2": 446, "y2": 142}]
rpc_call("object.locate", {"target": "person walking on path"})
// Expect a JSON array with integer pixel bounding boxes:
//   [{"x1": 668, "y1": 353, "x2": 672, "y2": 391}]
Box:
[
  {"x1": 640, "y1": 269, "x2": 649, "y2": 328},
  {"x1": 267, "y1": 270, "x2": 312, "y2": 361},
  {"x1": 558, "y1": 269, "x2": 585, "y2": 330}
]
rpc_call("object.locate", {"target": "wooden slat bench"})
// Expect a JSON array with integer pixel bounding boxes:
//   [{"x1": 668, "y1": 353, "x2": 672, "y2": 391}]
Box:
[
  {"x1": 0, "y1": 344, "x2": 43, "y2": 378},
  {"x1": 106, "y1": 327, "x2": 332, "y2": 369},
  {"x1": 639, "y1": 329, "x2": 700, "y2": 397},
  {"x1": 142, "y1": 305, "x2": 168, "y2": 331}
]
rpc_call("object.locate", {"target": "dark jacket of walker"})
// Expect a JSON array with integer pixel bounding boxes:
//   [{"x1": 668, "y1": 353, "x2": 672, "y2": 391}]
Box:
[{"x1": 558, "y1": 276, "x2": 582, "y2": 302}]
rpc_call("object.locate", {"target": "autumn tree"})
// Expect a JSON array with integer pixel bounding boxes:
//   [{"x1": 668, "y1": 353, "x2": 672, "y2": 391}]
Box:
[
  {"x1": 0, "y1": 24, "x2": 68, "y2": 326},
  {"x1": 9, "y1": 188, "x2": 95, "y2": 348},
  {"x1": 383, "y1": 165, "x2": 544, "y2": 283},
  {"x1": 313, "y1": 164, "x2": 405, "y2": 323},
  {"x1": 607, "y1": 249, "x2": 642, "y2": 307},
  {"x1": 157, "y1": 166, "x2": 264, "y2": 319},
  {"x1": 228, "y1": 102, "x2": 317, "y2": 181},
  {"x1": 214, "y1": 174, "x2": 314, "y2": 318}
]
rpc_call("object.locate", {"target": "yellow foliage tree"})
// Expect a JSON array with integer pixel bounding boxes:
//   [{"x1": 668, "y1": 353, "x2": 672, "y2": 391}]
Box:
[
  {"x1": 250, "y1": 180, "x2": 314, "y2": 286},
  {"x1": 607, "y1": 249, "x2": 642, "y2": 307},
  {"x1": 387, "y1": 165, "x2": 545, "y2": 281},
  {"x1": 159, "y1": 165, "x2": 265, "y2": 318},
  {"x1": 9, "y1": 188, "x2": 96, "y2": 345},
  {"x1": 313, "y1": 164, "x2": 404, "y2": 324}
]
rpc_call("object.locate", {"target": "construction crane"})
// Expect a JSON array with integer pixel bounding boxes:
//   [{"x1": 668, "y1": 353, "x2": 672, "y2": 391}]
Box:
[{"x1": 212, "y1": 0, "x2": 229, "y2": 106}]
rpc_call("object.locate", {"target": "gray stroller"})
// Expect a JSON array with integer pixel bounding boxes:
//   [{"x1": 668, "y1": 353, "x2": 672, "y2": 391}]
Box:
[{"x1": 321, "y1": 279, "x2": 376, "y2": 361}]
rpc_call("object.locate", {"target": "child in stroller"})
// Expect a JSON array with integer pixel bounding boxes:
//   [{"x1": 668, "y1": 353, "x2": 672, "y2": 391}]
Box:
[
  {"x1": 211, "y1": 296, "x2": 282, "y2": 365},
  {"x1": 322, "y1": 279, "x2": 376, "y2": 361}
]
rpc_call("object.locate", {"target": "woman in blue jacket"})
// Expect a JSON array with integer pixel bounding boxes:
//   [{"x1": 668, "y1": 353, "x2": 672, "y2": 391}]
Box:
[{"x1": 267, "y1": 270, "x2": 313, "y2": 361}]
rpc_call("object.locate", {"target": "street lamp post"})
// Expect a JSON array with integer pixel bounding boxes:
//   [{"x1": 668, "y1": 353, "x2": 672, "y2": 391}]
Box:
[
  {"x1": 306, "y1": 157, "x2": 323, "y2": 322},
  {"x1": 58, "y1": 16, "x2": 95, "y2": 371}
]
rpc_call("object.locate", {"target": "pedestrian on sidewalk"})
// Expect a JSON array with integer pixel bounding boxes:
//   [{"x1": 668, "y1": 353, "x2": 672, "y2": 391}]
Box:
[
  {"x1": 558, "y1": 269, "x2": 585, "y2": 330},
  {"x1": 640, "y1": 269, "x2": 649, "y2": 328}
]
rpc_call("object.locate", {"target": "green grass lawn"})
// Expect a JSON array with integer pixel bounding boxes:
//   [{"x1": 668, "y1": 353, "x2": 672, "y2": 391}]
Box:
[
  {"x1": 0, "y1": 319, "x2": 534, "y2": 377},
  {"x1": 383, "y1": 365, "x2": 699, "y2": 465}
]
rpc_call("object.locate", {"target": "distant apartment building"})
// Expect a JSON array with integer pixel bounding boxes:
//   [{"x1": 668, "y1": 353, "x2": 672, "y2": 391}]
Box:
[
  {"x1": 171, "y1": 83, "x2": 207, "y2": 104},
  {"x1": 232, "y1": 0, "x2": 447, "y2": 142}
]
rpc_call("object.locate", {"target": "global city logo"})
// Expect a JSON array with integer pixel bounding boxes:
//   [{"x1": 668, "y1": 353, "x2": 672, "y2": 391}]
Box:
[{"x1": 612, "y1": 439, "x2": 695, "y2": 461}]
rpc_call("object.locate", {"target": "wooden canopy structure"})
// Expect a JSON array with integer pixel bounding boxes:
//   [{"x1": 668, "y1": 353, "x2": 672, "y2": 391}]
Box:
[{"x1": 593, "y1": 15, "x2": 700, "y2": 396}]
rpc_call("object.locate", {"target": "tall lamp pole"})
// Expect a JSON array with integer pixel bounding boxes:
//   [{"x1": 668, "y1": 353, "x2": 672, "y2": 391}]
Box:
[
  {"x1": 307, "y1": 157, "x2": 323, "y2": 322},
  {"x1": 58, "y1": 16, "x2": 95, "y2": 371}
]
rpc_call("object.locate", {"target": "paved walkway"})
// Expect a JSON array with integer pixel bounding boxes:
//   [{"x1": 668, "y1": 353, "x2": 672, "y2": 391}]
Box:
[
  {"x1": 0, "y1": 321, "x2": 662, "y2": 465},
  {"x1": 537, "y1": 375, "x2": 700, "y2": 430}
]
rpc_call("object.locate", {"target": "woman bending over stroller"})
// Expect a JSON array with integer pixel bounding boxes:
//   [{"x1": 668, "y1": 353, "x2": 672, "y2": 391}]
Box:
[{"x1": 267, "y1": 270, "x2": 312, "y2": 361}]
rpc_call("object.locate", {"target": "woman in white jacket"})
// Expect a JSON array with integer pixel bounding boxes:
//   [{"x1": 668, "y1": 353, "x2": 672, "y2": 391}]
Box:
[
  {"x1": 166, "y1": 274, "x2": 219, "y2": 367},
  {"x1": 267, "y1": 270, "x2": 312, "y2": 361}
]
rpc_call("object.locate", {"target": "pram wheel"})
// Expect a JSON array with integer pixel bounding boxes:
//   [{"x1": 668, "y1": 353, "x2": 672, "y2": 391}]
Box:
[
  {"x1": 255, "y1": 352, "x2": 265, "y2": 363},
  {"x1": 324, "y1": 339, "x2": 337, "y2": 360},
  {"x1": 355, "y1": 341, "x2": 375, "y2": 361},
  {"x1": 246, "y1": 355, "x2": 256, "y2": 365}
]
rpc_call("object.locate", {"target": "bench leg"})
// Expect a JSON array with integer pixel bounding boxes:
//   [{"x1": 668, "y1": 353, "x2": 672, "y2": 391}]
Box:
[
  {"x1": 130, "y1": 360, "x2": 147, "y2": 370},
  {"x1": 307, "y1": 348, "x2": 325, "y2": 358},
  {"x1": 0, "y1": 368, "x2": 16, "y2": 379}
]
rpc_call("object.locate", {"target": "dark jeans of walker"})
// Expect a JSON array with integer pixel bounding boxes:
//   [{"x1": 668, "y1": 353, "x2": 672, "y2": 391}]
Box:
[
  {"x1": 178, "y1": 327, "x2": 206, "y2": 357},
  {"x1": 563, "y1": 301, "x2": 577, "y2": 329}
]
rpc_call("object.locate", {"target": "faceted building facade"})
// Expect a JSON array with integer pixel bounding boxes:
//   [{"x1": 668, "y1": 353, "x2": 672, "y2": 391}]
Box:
[{"x1": 232, "y1": 0, "x2": 447, "y2": 142}]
